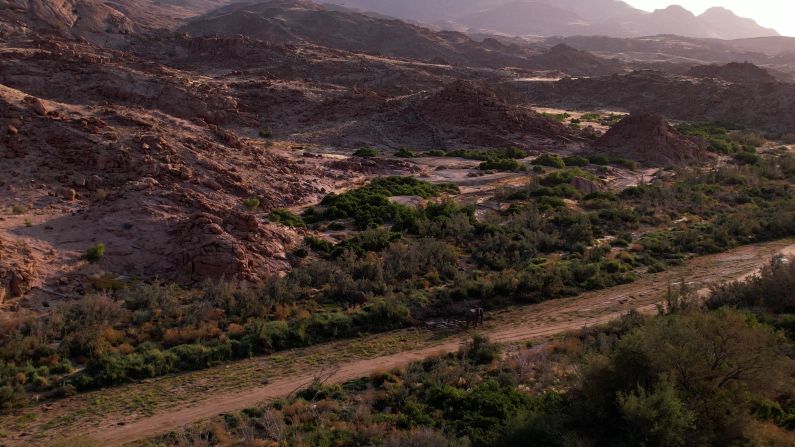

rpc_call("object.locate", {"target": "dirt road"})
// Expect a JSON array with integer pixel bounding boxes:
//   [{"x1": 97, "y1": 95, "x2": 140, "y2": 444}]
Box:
[{"x1": 4, "y1": 240, "x2": 793, "y2": 447}]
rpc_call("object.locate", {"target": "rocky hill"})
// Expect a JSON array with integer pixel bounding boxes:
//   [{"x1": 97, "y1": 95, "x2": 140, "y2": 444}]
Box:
[
  {"x1": 526, "y1": 43, "x2": 624, "y2": 76},
  {"x1": 594, "y1": 113, "x2": 708, "y2": 166},
  {"x1": 0, "y1": 38, "x2": 339, "y2": 302},
  {"x1": 687, "y1": 62, "x2": 778, "y2": 84},
  {"x1": 180, "y1": 0, "x2": 539, "y2": 68},
  {"x1": 0, "y1": 0, "x2": 231, "y2": 43}
]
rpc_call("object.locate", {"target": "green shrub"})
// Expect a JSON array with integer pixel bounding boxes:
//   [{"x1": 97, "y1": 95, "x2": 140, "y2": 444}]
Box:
[
  {"x1": 612, "y1": 158, "x2": 637, "y2": 170},
  {"x1": 85, "y1": 243, "x2": 106, "y2": 262},
  {"x1": 587, "y1": 154, "x2": 610, "y2": 165},
  {"x1": 310, "y1": 177, "x2": 457, "y2": 229},
  {"x1": 540, "y1": 169, "x2": 596, "y2": 186},
  {"x1": 242, "y1": 198, "x2": 261, "y2": 210},
  {"x1": 353, "y1": 148, "x2": 379, "y2": 157},
  {"x1": 541, "y1": 112, "x2": 570, "y2": 122},
  {"x1": 395, "y1": 148, "x2": 417, "y2": 158},
  {"x1": 533, "y1": 154, "x2": 566, "y2": 168},
  {"x1": 259, "y1": 129, "x2": 273, "y2": 139},
  {"x1": 480, "y1": 158, "x2": 526, "y2": 171},
  {"x1": 464, "y1": 334, "x2": 502, "y2": 365},
  {"x1": 564, "y1": 155, "x2": 590, "y2": 167},
  {"x1": 734, "y1": 151, "x2": 760, "y2": 165},
  {"x1": 446, "y1": 147, "x2": 525, "y2": 161},
  {"x1": 305, "y1": 236, "x2": 335, "y2": 254},
  {"x1": 269, "y1": 209, "x2": 305, "y2": 228}
]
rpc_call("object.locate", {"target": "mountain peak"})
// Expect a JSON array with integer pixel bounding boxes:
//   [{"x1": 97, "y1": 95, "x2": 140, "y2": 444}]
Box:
[
  {"x1": 653, "y1": 5, "x2": 696, "y2": 18},
  {"x1": 701, "y1": 6, "x2": 735, "y2": 17}
]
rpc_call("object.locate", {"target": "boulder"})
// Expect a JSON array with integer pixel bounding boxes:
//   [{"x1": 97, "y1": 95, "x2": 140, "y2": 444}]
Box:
[{"x1": 570, "y1": 176, "x2": 603, "y2": 195}]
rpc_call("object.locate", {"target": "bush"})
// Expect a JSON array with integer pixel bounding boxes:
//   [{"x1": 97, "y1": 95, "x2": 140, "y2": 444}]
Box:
[
  {"x1": 464, "y1": 334, "x2": 502, "y2": 365},
  {"x1": 445, "y1": 147, "x2": 526, "y2": 161},
  {"x1": 395, "y1": 148, "x2": 417, "y2": 158},
  {"x1": 242, "y1": 198, "x2": 261, "y2": 210},
  {"x1": 269, "y1": 209, "x2": 305, "y2": 228},
  {"x1": 612, "y1": 158, "x2": 637, "y2": 170},
  {"x1": 532, "y1": 154, "x2": 566, "y2": 168},
  {"x1": 734, "y1": 151, "x2": 760, "y2": 165},
  {"x1": 480, "y1": 158, "x2": 526, "y2": 171},
  {"x1": 587, "y1": 154, "x2": 610, "y2": 165},
  {"x1": 310, "y1": 177, "x2": 458, "y2": 229},
  {"x1": 0, "y1": 385, "x2": 26, "y2": 414},
  {"x1": 305, "y1": 236, "x2": 335, "y2": 255},
  {"x1": 353, "y1": 148, "x2": 379, "y2": 157},
  {"x1": 541, "y1": 112, "x2": 570, "y2": 122},
  {"x1": 564, "y1": 155, "x2": 589, "y2": 167},
  {"x1": 540, "y1": 169, "x2": 595, "y2": 187},
  {"x1": 259, "y1": 129, "x2": 273, "y2": 139},
  {"x1": 85, "y1": 243, "x2": 106, "y2": 262}
]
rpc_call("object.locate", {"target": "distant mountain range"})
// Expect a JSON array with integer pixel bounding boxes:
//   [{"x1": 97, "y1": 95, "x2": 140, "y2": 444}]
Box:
[{"x1": 319, "y1": 0, "x2": 779, "y2": 39}]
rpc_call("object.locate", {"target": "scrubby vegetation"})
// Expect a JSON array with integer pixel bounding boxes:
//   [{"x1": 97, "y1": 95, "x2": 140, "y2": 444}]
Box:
[
  {"x1": 532, "y1": 153, "x2": 565, "y2": 168},
  {"x1": 479, "y1": 158, "x2": 526, "y2": 171},
  {"x1": 268, "y1": 209, "x2": 306, "y2": 228},
  {"x1": 353, "y1": 148, "x2": 380, "y2": 157},
  {"x1": 303, "y1": 176, "x2": 458, "y2": 229},
  {"x1": 540, "y1": 112, "x2": 571, "y2": 122},
  {"x1": 1, "y1": 149, "x2": 794, "y2": 412},
  {"x1": 84, "y1": 243, "x2": 106, "y2": 262},
  {"x1": 143, "y1": 266, "x2": 795, "y2": 446},
  {"x1": 394, "y1": 148, "x2": 417, "y2": 158},
  {"x1": 677, "y1": 122, "x2": 765, "y2": 164},
  {"x1": 242, "y1": 198, "x2": 261, "y2": 210}
]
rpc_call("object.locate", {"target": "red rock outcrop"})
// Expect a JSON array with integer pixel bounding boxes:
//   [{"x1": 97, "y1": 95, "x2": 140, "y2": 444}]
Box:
[{"x1": 594, "y1": 113, "x2": 709, "y2": 166}]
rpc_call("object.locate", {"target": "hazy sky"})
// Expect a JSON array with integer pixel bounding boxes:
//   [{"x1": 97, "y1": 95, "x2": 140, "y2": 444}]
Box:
[{"x1": 625, "y1": 1, "x2": 795, "y2": 36}]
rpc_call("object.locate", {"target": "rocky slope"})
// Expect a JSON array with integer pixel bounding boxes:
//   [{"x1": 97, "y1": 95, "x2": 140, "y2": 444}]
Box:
[
  {"x1": 519, "y1": 70, "x2": 795, "y2": 134},
  {"x1": 594, "y1": 113, "x2": 708, "y2": 166},
  {"x1": 178, "y1": 0, "x2": 629, "y2": 76},
  {"x1": 0, "y1": 0, "x2": 231, "y2": 43},
  {"x1": 308, "y1": 79, "x2": 583, "y2": 150},
  {"x1": 687, "y1": 62, "x2": 778, "y2": 85},
  {"x1": 180, "y1": 0, "x2": 541, "y2": 68},
  {"x1": 0, "y1": 38, "x2": 343, "y2": 306}
]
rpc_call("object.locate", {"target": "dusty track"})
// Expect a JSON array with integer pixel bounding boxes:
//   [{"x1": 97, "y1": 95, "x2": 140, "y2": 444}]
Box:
[{"x1": 3, "y1": 240, "x2": 793, "y2": 446}]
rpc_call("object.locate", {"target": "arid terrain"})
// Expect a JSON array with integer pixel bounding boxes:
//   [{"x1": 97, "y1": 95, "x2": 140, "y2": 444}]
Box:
[{"x1": 1, "y1": 1, "x2": 795, "y2": 447}]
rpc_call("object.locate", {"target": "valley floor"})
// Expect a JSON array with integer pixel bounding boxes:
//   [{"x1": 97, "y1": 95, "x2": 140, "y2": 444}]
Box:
[{"x1": 2, "y1": 239, "x2": 792, "y2": 446}]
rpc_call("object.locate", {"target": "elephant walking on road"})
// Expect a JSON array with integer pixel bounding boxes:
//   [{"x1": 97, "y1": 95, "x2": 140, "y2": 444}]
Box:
[{"x1": 466, "y1": 307, "x2": 484, "y2": 328}]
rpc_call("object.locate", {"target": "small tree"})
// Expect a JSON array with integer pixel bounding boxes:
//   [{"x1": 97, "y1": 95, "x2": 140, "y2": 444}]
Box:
[
  {"x1": 242, "y1": 198, "x2": 261, "y2": 210},
  {"x1": 85, "y1": 243, "x2": 106, "y2": 262}
]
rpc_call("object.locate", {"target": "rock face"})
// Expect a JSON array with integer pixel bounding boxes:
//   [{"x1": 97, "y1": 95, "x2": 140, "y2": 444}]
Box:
[
  {"x1": 383, "y1": 80, "x2": 583, "y2": 150},
  {"x1": 0, "y1": 0, "x2": 135, "y2": 41},
  {"x1": 0, "y1": 44, "x2": 325, "y2": 287},
  {"x1": 570, "y1": 176, "x2": 603, "y2": 195},
  {"x1": 594, "y1": 113, "x2": 708, "y2": 166},
  {"x1": 687, "y1": 62, "x2": 778, "y2": 85},
  {"x1": 0, "y1": 0, "x2": 231, "y2": 43},
  {"x1": 0, "y1": 236, "x2": 37, "y2": 303}
]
